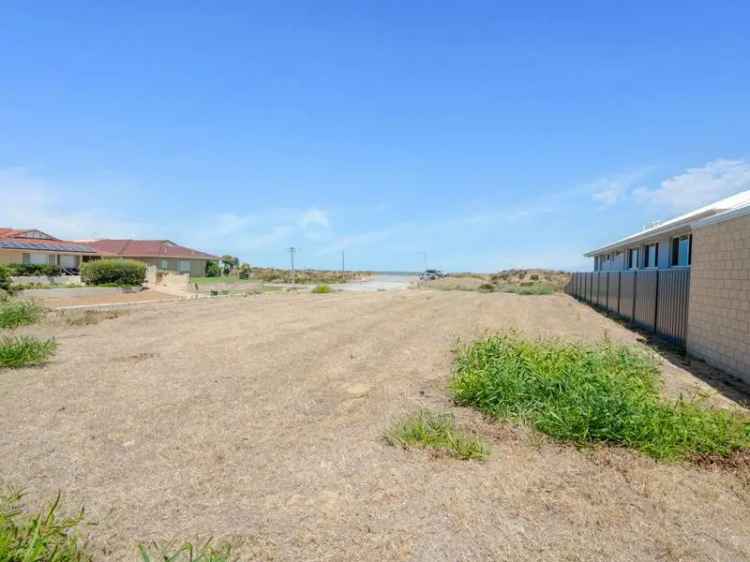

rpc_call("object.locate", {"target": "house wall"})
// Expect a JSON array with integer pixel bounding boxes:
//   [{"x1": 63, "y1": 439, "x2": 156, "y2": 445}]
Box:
[
  {"x1": 593, "y1": 234, "x2": 685, "y2": 272},
  {"x1": 0, "y1": 250, "x2": 84, "y2": 267},
  {"x1": 687, "y1": 213, "x2": 750, "y2": 381},
  {"x1": 131, "y1": 257, "x2": 208, "y2": 277}
]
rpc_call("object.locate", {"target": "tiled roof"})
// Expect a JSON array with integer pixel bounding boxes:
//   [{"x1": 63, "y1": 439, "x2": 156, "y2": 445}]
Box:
[{"x1": 86, "y1": 239, "x2": 219, "y2": 260}]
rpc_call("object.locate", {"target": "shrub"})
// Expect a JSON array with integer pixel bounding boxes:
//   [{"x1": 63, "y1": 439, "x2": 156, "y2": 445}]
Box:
[
  {"x1": 0, "y1": 336, "x2": 57, "y2": 368},
  {"x1": 0, "y1": 490, "x2": 92, "y2": 561},
  {"x1": 205, "y1": 261, "x2": 222, "y2": 278},
  {"x1": 0, "y1": 300, "x2": 44, "y2": 329},
  {"x1": 238, "y1": 263, "x2": 252, "y2": 280},
  {"x1": 0, "y1": 265, "x2": 11, "y2": 293},
  {"x1": 80, "y1": 259, "x2": 146, "y2": 287},
  {"x1": 452, "y1": 334, "x2": 750, "y2": 461},
  {"x1": 311, "y1": 284, "x2": 332, "y2": 294},
  {"x1": 478, "y1": 283, "x2": 495, "y2": 293},
  {"x1": 385, "y1": 409, "x2": 489, "y2": 460},
  {"x1": 7, "y1": 263, "x2": 63, "y2": 277}
]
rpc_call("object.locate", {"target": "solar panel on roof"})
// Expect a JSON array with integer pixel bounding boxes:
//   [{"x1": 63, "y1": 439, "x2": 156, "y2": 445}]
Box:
[{"x1": 0, "y1": 240, "x2": 95, "y2": 253}]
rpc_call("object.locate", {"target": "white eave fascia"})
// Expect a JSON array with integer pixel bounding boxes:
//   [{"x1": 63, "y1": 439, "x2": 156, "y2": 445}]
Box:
[
  {"x1": 691, "y1": 202, "x2": 750, "y2": 229},
  {"x1": 583, "y1": 218, "x2": 697, "y2": 257}
]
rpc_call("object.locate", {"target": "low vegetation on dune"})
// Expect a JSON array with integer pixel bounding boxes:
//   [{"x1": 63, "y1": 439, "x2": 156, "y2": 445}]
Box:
[
  {"x1": 245, "y1": 267, "x2": 369, "y2": 285},
  {"x1": 0, "y1": 336, "x2": 58, "y2": 369},
  {"x1": 427, "y1": 269, "x2": 568, "y2": 295},
  {"x1": 452, "y1": 334, "x2": 750, "y2": 461},
  {"x1": 0, "y1": 300, "x2": 44, "y2": 330},
  {"x1": 385, "y1": 409, "x2": 489, "y2": 460}
]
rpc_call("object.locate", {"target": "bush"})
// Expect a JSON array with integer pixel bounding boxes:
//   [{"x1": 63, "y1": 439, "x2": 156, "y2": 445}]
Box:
[
  {"x1": 452, "y1": 334, "x2": 750, "y2": 461},
  {"x1": 385, "y1": 409, "x2": 489, "y2": 460},
  {"x1": 0, "y1": 336, "x2": 57, "y2": 368},
  {"x1": 0, "y1": 265, "x2": 11, "y2": 293},
  {"x1": 0, "y1": 300, "x2": 44, "y2": 329},
  {"x1": 478, "y1": 283, "x2": 495, "y2": 293},
  {"x1": 311, "y1": 284, "x2": 332, "y2": 294},
  {"x1": 0, "y1": 490, "x2": 92, "y2": 561},
  {"x1": 238, "y1": 263, "x2": 252, "y2": 280},
  {"x1": 80, "y1": 259, "x2": 146, "y2": 287},
  {"x1": 7, "y1": 263, "x2": 63, "y2": 277},
  {"x1": 205, "y1": 261, "x2": 221, "y2": 278}
]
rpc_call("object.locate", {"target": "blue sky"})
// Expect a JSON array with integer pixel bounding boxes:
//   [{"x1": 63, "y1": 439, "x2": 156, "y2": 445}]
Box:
[{"x1": 2, "y1": 2, "x2": 749, "y2": 271}]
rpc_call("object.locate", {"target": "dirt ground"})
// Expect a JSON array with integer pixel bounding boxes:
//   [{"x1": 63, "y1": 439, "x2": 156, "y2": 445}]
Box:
[
  {"x1": 30, "y1": 288, "x2": 178, "y2": 309},
  {"x1": 2, "y1": 290, "x2": 749, "y2": 561}
]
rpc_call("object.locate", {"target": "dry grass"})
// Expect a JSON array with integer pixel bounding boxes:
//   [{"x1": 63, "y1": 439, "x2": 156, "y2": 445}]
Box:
[{"x1": 1, "y1": 291, "x2": 749, "y2": 561}]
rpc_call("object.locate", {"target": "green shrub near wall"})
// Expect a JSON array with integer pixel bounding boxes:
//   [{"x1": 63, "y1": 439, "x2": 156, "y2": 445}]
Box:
[
  {"x1": 80, "y1": 259, "x2": 146, "y2": 287},
  {"x1": 0, "y1": 265, "x2": 10, "y2": 293},
  {"x1": 7, "y1": 263, "x2": 63, "y2": 276}
]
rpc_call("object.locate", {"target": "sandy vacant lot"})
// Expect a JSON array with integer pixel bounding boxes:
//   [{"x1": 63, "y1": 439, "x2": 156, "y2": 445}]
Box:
[{"x1": 2, "y1": 290, "x2": 749, "y2": 561}]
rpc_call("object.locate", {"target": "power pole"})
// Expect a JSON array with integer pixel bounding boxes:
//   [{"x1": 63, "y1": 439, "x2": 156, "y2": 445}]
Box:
[
  {"x1": 288, "y1": 247, "x2": 296, "y2": 284},
  {"x1": 419, "y1": 251, "x2": 428, "y2": 271},
  {"x1": 341, "y1": 250, "x2": 345, "y2": 276}
]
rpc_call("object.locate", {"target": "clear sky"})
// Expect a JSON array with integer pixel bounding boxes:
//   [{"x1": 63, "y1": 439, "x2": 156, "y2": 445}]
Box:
[{"x1": 2, "y1": 1, "x2": 749, "y2": 272}]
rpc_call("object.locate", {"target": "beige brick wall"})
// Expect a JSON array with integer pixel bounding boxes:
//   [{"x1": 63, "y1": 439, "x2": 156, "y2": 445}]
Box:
[{"x1": 687, "y1": 213, "x2": 750, "y2": 381}]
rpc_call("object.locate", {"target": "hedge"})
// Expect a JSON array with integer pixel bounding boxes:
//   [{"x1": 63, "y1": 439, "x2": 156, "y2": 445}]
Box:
[
  {"x1": 80, "y1": 259, "x2": 146, "y2": 286},
  {"x1": 0, "y1": 265, "x2": 10, "y2": 293},
  {"x1": 7, "y1": 263, "x2": 63, "y2": 277}
]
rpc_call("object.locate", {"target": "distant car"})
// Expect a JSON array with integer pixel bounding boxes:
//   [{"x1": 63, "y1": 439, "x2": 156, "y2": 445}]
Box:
[{"x1": 419, "y1": 269, "x2": 446, "y2": 281}]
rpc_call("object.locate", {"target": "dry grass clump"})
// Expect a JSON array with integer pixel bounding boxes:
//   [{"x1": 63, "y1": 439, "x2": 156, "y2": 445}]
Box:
[
  {"x1": 138, "y1": 541, "x2": 234, "y2": 562},
  {"x1": 311, "y1": 284, "x2": 333, "y2": 294},
  {"x1": 0, "y1": 336, "x2": 57, "y2": 369},
  {"x1": 452, "y1": 334, "x2": 750, "y2": 461},
  {"x1": 385, "y1": 409, "x2": 489, "y2": 460},
  {"x1": 0, "y1": 490, "x2": 92, "y2": 561},
  {"x1": 0, "y1": 300, "x2": 44, "y2": 329},
  {"x1": 58, "y1": 309, "x2": 126, "y2": 327}
]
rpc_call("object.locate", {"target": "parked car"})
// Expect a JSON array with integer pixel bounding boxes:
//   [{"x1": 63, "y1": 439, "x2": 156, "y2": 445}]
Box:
[{"x1": 419, "y1": 269, "x2": 446, "y2": 281}]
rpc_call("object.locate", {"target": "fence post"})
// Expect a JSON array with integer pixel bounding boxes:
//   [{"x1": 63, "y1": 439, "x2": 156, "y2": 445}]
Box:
[
  {"x1": 617, "y1": 272, "x2": 621, "y2": 315},
  {"x1": 632, "y1": 271, "x2": 638, "y2": 321}
]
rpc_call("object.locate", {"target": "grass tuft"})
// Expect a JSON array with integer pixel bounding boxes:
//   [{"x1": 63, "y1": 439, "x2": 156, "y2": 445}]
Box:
[
  {"x1": 0, "y1": 336, "x2": 57, "y2": 369},
  {"x1": 0, "y1": 300, "x2": 44, "y2": 329},
  {"x1": 138, "y1": 541, "x2": 233, "y2": 562},
  {"x1": 0, "y1": 489, "x2": 92, "y2": 561},
  {"x1": 451, "y1": 334, "x2": 750, "y2": 461},
  {"x1": 495, "y1": 283, "x2": 555, "y2": 295},
  {"x1": 311, "y1": 284, "x2": 332, "y2": 294},
  {"x1": 385, "y1": 409, "x2": 489, "y2": 460}
]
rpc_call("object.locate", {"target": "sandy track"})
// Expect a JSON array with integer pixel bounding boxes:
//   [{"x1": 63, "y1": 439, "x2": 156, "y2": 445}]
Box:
[{"x1": 1, "y1": 290, "x2": 749, "y2": 561}]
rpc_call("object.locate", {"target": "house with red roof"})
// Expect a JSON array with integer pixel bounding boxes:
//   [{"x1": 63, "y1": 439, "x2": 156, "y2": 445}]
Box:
[
  {"x1": 0, "y1": 228, "x2": 98, "y2": 271},
  {"x1": 84, "y1": 239, "x2": 219, "y2": 277}
]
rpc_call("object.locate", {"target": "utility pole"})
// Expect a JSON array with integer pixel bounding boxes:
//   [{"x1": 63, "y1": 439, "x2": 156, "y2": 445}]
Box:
[
  {"x1": 288, "y1": 247, "x2": 296, "y2": 284},
  {"x1": 341, "y1": 250, "x2": 345, "y2": 276},
  {"x1": 419, "y1": 251, "x2": 428, "y2": 271}
]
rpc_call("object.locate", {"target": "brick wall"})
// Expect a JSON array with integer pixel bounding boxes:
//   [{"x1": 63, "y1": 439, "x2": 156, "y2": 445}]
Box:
[{"x1": 687, "y1": 212, "x2": 750, "y2": 381}]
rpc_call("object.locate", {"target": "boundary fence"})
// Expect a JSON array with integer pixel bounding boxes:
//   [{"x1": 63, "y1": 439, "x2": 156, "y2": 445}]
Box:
[{"x1": 566, "y1": 270, "x2": 691, "y2": 347}]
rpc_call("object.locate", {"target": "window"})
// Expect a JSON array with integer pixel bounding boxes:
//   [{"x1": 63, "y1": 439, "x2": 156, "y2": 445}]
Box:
[
  {"x1": 643, "y1": 243, "x2": 658, "y2": 268},
  {"x1": 178, "y1": 260, "x2": 191, "y2": 273},
  {"x1": 28, "y1": 253, "x2": 50, "y2": 265},
  {"x1": 671, "y1": 235, "x2": 691, "y2": 267},
  {"x1": 627, "y1": 248, "x2": 640, "y2": 270},
  {"x1": 160, "y1": 259, "x2": 169, "y2": 270}
]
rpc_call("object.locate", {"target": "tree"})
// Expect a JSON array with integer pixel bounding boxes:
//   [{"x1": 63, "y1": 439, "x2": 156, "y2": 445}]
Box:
[
  {"x1": 205, "y1": 261, "x2": 221, "y2": 277},
  {"x1": 221, "y1": 255, "x2": 239, "y2": 275}
]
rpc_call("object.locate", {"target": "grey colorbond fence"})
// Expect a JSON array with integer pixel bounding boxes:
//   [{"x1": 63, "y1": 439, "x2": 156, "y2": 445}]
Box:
[{"x1": 566, "y1": 269, "x2": 691, "y2": 347}]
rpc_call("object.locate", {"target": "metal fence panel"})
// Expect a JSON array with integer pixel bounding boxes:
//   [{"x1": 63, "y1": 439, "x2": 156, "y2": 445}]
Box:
[
  {"x1": 656, "y1": 269, "x2": 691, "y2": 346},
  {"x1": 619, "y1": 272, "x2": 636, "y2": 322},
  {"x1": 568, "y1": 269, "x2": 690, "y2": 349},
  {"x1": 633, "y1": 270, "x2": 658, "y2": 331}
]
